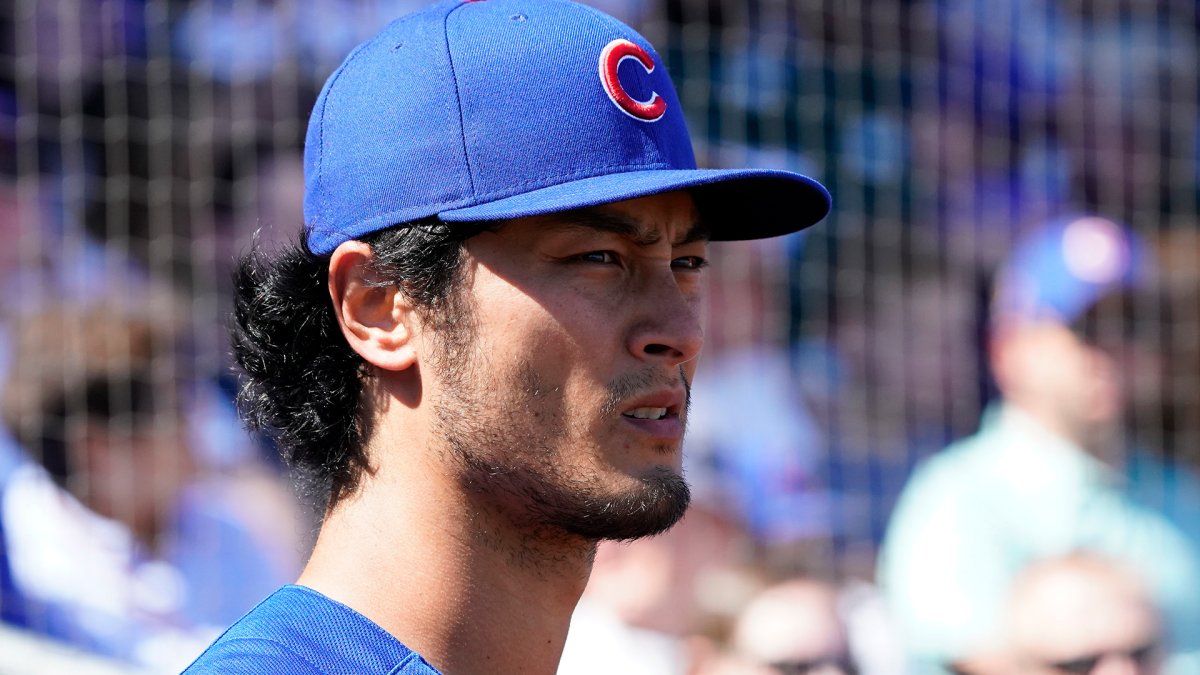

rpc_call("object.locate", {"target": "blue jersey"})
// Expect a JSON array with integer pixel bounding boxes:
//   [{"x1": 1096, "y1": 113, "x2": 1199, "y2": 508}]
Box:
[{"x1": 183, "y1": 585, "x2": 442, "y2": 674}]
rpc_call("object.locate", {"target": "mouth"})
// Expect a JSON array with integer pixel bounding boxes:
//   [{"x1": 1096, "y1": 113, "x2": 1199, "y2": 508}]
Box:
[
  {"x1": 619, "y1": 388, "x2": 684, "y2": 419},
  {"x1": 622, "y1": 406, "x2": 671, "y2": 421},
  {"x1": 618, "y1": 389, "x2": 686, "y2": 440}
]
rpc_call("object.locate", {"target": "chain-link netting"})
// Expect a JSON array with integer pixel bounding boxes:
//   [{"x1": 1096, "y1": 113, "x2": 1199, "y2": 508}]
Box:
[{"x1": 1, "y1": 1, "x2": 1198, "y2": 672}]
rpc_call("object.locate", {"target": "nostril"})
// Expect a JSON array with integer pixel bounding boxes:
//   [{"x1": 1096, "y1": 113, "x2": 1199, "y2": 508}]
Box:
[{"x1": 643, "y1": 343, "x2": 673, "y2": 356}]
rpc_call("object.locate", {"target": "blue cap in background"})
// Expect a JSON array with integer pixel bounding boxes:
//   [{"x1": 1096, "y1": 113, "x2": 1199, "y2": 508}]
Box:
[{"x1": 992, "y1": 216, "x2": 1149, "y2": 326}]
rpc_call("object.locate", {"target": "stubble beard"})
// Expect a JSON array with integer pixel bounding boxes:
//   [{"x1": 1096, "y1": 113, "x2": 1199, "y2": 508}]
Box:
[{"x1": 428, "y1": 303, "x2": 691, "y2": 543}]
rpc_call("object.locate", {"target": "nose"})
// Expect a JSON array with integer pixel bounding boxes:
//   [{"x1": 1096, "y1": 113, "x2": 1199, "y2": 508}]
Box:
[{"x1": 626, "y1": 272, "x2": 704, "y2": 367}]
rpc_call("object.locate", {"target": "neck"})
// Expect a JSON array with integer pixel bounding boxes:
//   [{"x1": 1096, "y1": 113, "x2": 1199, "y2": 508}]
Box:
[
  {"x1": 297, "y1": 440, "x2": 595, "y2": 675},
  {"x1": 1003, "y1": 402, "x2": 1118, "y2": 461}
]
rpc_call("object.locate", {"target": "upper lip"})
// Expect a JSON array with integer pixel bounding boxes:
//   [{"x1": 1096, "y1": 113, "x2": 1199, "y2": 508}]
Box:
[{"x1": 620, "y1": 388, "x2": 686, "y2": 417}]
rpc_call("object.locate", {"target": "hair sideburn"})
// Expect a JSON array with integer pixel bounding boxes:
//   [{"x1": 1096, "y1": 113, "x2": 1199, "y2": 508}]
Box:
[{"x1": 230, "y1": 219, "x2": 487, "y2": 511}]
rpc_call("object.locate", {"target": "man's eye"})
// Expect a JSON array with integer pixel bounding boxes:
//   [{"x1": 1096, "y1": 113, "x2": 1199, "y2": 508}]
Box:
[
  {"x1": 576, "y1": 251, "x2": 619, "y2": 264},
  {"x1": 672, "y1": 255, "x2": 709, "y2": 270}
]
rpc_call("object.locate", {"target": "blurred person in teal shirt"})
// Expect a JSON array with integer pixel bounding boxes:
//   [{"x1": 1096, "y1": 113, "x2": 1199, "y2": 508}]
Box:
[{"x1": 878, "y1": 216, "x2": 1200, "y2": 675}]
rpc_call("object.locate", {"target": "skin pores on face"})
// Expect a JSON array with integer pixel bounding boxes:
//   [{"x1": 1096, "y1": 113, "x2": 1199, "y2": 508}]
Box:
[{"x1": 425, "y1": 191, "x2": 708, "y2": 542}]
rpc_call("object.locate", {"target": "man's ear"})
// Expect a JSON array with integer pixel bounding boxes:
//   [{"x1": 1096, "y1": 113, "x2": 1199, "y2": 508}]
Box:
[{"x1": 328, "y1": 241, "x2": 418, "y2": 371}]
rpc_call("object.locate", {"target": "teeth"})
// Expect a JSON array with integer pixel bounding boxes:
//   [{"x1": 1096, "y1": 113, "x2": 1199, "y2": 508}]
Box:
[{"x1": 624, "y1": 407, "x2": 668, "y2": 420}]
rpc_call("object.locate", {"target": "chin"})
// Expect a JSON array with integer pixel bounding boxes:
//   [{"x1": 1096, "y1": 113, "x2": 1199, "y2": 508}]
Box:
[
  {"x1": 641, "y1": 447, "x2": 684, "y2": 473},
  {"x1": 549, "y1": 466, "x2": 692, "y2": 542}
]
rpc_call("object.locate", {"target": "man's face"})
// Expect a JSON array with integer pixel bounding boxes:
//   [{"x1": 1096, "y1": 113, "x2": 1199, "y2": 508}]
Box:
[
  {"x1": 1040, "y1": 324, "x2": 1122, "y2": 431},
  {"x1": 77, "y1": 411, "x2": 192, "y2": 546},
  {"x1": 1007, "y1": 562, "x2": 1163, "y2": 675},
  {"x1": 994, "y1": 320, "x2": 1123, "y2": 444},
  {"x1": 425, "y1": 190, "x2": 707, "y2": 541}
]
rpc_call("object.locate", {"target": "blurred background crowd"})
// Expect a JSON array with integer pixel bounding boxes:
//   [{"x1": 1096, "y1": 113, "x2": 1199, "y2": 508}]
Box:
[{"x1": 1, "y1": 0, "x2": 1199, "y2": 673}]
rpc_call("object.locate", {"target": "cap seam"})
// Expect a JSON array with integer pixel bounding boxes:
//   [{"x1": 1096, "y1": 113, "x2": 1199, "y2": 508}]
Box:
[
  {"x1": 443, "y1": 1, "x2": 477, "y2": 199},
  {"x1": 313, "y1": 42, "x2": 373, "y2": 194},
  {"x1": 467, "y1": 160, "x2": 677, "y2": 200}
]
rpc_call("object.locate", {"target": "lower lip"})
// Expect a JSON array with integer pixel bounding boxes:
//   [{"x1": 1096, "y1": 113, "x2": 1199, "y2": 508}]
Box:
[{"x1": 620, "y1": 415, "x2": 684, "y2": 441}]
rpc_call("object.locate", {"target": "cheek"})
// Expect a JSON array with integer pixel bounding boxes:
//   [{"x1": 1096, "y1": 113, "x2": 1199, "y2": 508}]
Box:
[
  {"x1": 1026, "y1": 342, "x2": 1090, "y2": 390},
  {"x1": 471, "y1": 277, "x2": 623, "y2": 383},
  {"x1": 1084, "y1": 354, "x2": 1123, "y2": 414}
]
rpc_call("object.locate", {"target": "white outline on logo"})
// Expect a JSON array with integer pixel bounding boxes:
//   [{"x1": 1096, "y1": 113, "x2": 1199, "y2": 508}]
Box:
[{"x1": 598, "y1": 39, "x2": 666, "y2": 122}]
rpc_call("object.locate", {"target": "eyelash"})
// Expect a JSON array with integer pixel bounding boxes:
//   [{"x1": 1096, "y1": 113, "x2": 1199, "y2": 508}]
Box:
[
  {"x1": 672, "y1": 255, "x2": 710, "y2": 271},
  {"x1": 576, "y1": 251, "x2": 619, "y2": 265},
  {"x1": 573, "y1": 252, "x2": 709, "y2": 270}
]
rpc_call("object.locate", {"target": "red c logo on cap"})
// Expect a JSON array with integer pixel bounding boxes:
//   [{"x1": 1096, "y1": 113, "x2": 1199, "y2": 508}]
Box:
[{"x1": 599, "y1": 39, "x2": 667, "y2": 122}]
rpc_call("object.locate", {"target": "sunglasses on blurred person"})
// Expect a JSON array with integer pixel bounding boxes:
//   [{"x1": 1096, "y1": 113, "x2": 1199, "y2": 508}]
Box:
[
  {"x1": 1067, "y1": 288, "x2": 1157, "y2": 354},
  {"x1": 1026, "y1": 639, "x2": 1160, "y2": 675},
  {"x1": 769, "y1": 656, "x2": 858, "y2": 675}
]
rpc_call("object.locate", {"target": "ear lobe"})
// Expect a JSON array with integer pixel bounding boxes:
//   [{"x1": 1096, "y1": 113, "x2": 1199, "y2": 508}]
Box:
[{"x1": 328, "y1": 241, "x2": 418, "y2": 372}]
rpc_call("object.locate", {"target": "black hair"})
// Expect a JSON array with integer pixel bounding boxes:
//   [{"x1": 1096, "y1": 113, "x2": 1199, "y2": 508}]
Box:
[{"x1": 230, "y1": 219, "x2": 487, "y2": 511}]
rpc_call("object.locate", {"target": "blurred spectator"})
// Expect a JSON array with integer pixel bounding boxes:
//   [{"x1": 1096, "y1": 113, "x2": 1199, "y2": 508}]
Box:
[
  {"x1": 558, "y1": 506, "x2": 750, "y2": 675},
  {"x1": 999, "y1": 553, "x2": 1166, "y2": 675},
  {"x1": 727, "y1": 579, "x2": 857, "y2": 675},
  {"x1": 878, "y1": 216, "x2": 1200, "y2": 674},
  {"x1": 0, "y1": 298, "x2": 301, "y2": 671},
  {"x1": 4, "y1": 0, "x2": 1200, "y2": 670},
  {"x1": 702, "y1": 576, "x2": 904, "y2": 675},
  {"x1": 0, "y1": 299, "x2": 206, "y2": 668},
  {"x1": 687, "y1": 239, "x2": 831, "y2": 549}
]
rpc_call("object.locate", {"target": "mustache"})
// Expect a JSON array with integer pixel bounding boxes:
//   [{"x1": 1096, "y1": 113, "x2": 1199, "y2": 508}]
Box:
[{"x1": 599, "y1": 366, "x2": 692, "y2": 418}]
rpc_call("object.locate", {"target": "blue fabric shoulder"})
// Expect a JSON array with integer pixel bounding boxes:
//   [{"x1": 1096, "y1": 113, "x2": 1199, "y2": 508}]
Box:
[{"x1": 183, "y1": 585, "x2": 441, "y2": 674}]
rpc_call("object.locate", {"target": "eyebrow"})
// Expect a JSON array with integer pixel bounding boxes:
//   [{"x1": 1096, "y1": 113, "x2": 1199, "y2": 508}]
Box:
[{"x1": 551, "y1": 207, "x2": 711, "y2": 246}]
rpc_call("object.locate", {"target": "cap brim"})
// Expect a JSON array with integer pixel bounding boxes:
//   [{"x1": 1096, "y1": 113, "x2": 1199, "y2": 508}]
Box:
[{"x1": 438, "y1": 168, "x2": 831, "y2": 241}]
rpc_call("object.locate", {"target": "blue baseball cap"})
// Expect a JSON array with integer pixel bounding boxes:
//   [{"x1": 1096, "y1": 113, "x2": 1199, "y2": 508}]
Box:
[
  {"x1": 303, "y1": 0, "x2": 831, "y2": 255},
  {"x1": 992, "y1": 216, "x2": 1148, "y2": 326}
]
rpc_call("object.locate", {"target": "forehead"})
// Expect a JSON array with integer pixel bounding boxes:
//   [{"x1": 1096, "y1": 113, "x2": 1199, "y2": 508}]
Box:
[
  {"x1": 1009, "y1": 561, "x2": 1160, "y2": 658},
  {"x1": 502, "y1": 191, "x2": 706, "y2": 245}
]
